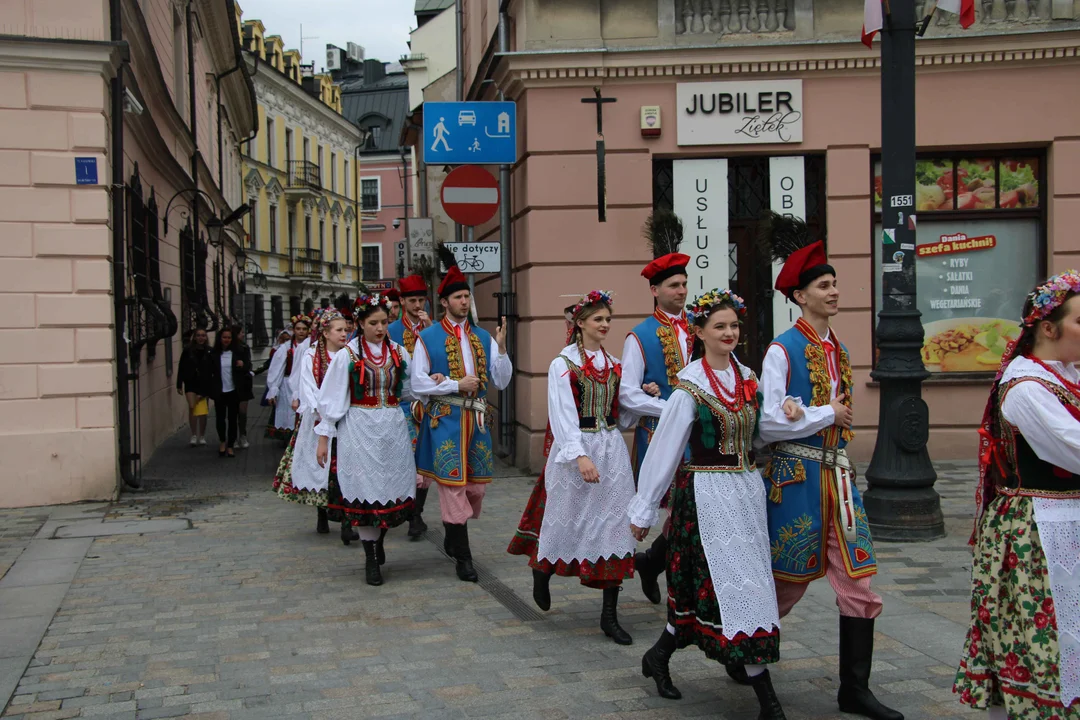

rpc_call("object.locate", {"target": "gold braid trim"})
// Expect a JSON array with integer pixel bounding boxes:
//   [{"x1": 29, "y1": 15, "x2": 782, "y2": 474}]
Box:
[
  {"x1": 656, "y1": 325, "x2": 683, "y2": 390},
  {"x1": 403, "y1": 327, "x2": 416, "y2": 354},
  {"x1": 445, "y1": 335, "x2": 465, "y2": 380},
  {"x1": 805, "y1": 343, "x2": 831, "y2": 408},
  {"x1": 469, "y1": 331, "x2": 489, "y2": 392},
  {"x1": 839, "y1": 345, "x2": 854, "y2": 443}
]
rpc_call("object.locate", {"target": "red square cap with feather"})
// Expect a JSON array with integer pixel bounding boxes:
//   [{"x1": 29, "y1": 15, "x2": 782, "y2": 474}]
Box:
[{"x1": 760, "y1": 211, "x2": 835, "y2": 299}]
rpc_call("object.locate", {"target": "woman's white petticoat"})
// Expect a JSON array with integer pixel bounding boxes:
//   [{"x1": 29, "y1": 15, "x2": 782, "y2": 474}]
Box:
[
  {"x1": 1033, "y1": 497, "x2": 1080, "y2": 706},
  {"x1": 272, "y1": 381, "x2": 294, "y2": 430}
]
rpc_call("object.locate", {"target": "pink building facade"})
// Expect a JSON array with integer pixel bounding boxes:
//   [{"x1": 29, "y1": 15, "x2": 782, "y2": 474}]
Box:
[
  {"x1": 448, "y1": 1, "x2": 1080, "y2": 472},
  {"x1": 0, "y1": 0, "x2": 255, "y2": 507}
]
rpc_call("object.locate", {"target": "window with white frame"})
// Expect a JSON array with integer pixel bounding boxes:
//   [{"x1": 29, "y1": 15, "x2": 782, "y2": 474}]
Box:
[
  {"x1": 361, "y1": 177, "x2": 380, "y2": 212},
  {"x1": 269, "y1": 204, "x2": 277, "y2": 253},
  {"x1": 317, "y1": 146, "x2": 324, "y2": 187},
  {"x1": 266, "y1": 117, "x2": 275, "y2": 166},
  {"x1": 248, "y1": 199, "x2": 257, "y2": 247},
  {"x1": 345, "y1": 226, "x2": 351, "y2": 265},
  {"x1": 319, "y1": 219, "x2": 325, "y2": 257},
  {"x1": 362, "y1": 245, "x2": 381, "y2": 281}
]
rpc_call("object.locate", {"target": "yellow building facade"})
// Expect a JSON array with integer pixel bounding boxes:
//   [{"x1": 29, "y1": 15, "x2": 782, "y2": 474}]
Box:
[{"x1": 239, "y1": 18, "x2": 362, "y2": 353}]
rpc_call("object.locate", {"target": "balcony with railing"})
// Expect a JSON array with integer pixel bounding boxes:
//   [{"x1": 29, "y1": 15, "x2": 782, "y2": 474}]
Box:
[
  {"x1": 286, "y1": 160, "x2": 321, "y2": 200},
  {"x1": 288, "y1": 247, "x2": 323, "y2": 277}
]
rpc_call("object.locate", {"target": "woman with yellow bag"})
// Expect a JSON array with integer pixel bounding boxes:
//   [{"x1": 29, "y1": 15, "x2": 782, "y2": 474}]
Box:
[{"x1": 176, "y1": 328, "x2": 214, "y2": 446}]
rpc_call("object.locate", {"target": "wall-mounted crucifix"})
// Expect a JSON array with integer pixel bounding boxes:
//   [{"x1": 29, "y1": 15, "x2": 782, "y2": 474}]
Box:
[{"x1": 581, "y1": 87, "x2": 616, "y2": 222}]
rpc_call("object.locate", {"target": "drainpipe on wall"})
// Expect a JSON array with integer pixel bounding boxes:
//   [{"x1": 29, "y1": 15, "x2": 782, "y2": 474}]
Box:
[
  {"x1": 497, "y1": 0, "x2": 516, "y2": 463},
  {"x1": 110, "y1": 0, "x2": 136, "y2": 490},
  {"x1": 187, "y1": 1, "x2": 200, "y2": 274}
]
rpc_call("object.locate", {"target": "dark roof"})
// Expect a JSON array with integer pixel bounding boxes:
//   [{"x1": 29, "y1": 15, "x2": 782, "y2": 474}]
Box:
[
  {"x1": 415, "y1": 0, "x2": 454, "y2": 13},
  {"x1": 341, "y1": 73, "x2": 410, "y2": 155}
]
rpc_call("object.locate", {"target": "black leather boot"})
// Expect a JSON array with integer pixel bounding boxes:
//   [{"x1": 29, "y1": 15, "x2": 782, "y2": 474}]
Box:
[
  {"x1": 750, "y1": 669, "x2": 787, "y2": 720},
  {"x1": 316, "y1": 508, "x2": 329, "y2": 534},
  {"x1": 408, "y1": 488, "x2": 429, "y2": 540},
  {"x1": 376, "y1": 527, "x2": 388, "y2": 566},
  {"x1": 442, "y1": 522, "x2": 456, "y2": 560},
  {"x1": 641, "y1": 629, "x2": 681, "y2": 699},
  {"x1": 532, "y1": 569, "x2": 552, "y2": 611},
  {"x1": 837, "y1": 616, "x2": 904, "y2": 720},
  {"x1": 635, "y1": 533, "x2": 667, "y2": 605},
  {"x1": 450, "y1": 523, "x2": 478, "y2": 582},
  {"x1": 340, "y1": 520, "x2": 353, "y2": 546},
  {"x1": 726, "y1": 663, "x2": 752, "y2": 686},
  {"x1": 362, "y1": 541, "x2": 383, "y2": 586},
  {"x1": 600, "y1": 586, "x2": 632, "y2": 645}
]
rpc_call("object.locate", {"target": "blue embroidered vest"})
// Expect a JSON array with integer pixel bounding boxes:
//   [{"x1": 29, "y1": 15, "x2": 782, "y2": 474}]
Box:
[
  {"x1": 415, "y1": 319, "x2": 495, "y2": 486},
  {"x1": 387, "y1": 317, "x2": 424, "y2": 443},
  {"x1": 627, "y1": 311, "x2": 693, "y2": 478},
  {"x1": 764, "y1": 318, "x2": 875, "y2": 582}
]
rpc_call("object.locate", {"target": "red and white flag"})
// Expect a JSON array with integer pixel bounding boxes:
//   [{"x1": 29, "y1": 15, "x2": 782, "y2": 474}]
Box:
[
  {"x1": 862, "y1": 0, "x2": 883, "y2": 47},
  {"x1": 938, "y1": 0, "x2": 976, "y2": 28},
  {"x1": 862, "y1": 0, "x2": 975, "y2": 47}
]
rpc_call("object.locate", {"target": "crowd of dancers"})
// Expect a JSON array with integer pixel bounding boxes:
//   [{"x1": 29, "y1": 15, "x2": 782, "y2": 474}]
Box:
[{"x1": 266, "y1": 212, "x2": 1080, "y2": 720}]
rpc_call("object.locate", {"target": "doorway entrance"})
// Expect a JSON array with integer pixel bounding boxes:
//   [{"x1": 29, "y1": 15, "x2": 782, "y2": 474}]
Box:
[{"x1": 653, "y1": 155, "x2": 826, "y2": 372}]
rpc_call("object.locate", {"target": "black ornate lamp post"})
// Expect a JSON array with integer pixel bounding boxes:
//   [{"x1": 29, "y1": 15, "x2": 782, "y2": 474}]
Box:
[{"x1": 862, "y1": 0, "x2": 944, "y2": 542}]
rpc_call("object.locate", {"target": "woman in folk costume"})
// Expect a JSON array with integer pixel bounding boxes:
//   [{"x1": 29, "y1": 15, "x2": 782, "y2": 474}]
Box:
[
  {"x1": 628, "y1": 289, "x2": 785, "y2": 719},
  {"x1": 388, "y1": 274, "x2": 435, "y2": 540},
  {"x1": 955, "y1": 271, "x2": 1080, "y2": 719},
  {"x1": 272, "y1": 310, "x2": 351, "y2": 536},
  {"x1": 286, "y1": 308, "x2": 323, "y2": 423},
  {"x1": 509, "y1": 291, "x2": 638, "y2": 645},
  {"x1": 315, "y1": 293, "x2": 416, "y2": 587},
  {"x1": 621, "y1": 210, "x2": 693, "y2": 606},
  {"x1": 265, "y1": 315, "x2": 311, "y2": 442}
]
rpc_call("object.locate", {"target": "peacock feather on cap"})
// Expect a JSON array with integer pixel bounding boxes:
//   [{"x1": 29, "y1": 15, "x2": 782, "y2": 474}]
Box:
[
  {"x1": 642, "y1": 209, "x2": 684, "y2": 260},
  {"x1": 758, "y1": 210, "x2": 821, "y2": 264}
]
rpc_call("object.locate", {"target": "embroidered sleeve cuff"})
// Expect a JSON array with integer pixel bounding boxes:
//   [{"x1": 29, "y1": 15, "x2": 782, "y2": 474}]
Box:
[
  {"x1": 552, "y1": 441, "x2": 586, "y2": 465},
  {"x1": 626, "y1": 495, "x2": 659, "y2": 529}
]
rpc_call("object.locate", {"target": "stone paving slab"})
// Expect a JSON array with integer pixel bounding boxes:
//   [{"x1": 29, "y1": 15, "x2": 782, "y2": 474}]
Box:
[{"x1": 0, "y1": 402, "x2": 984, "y2": 719}]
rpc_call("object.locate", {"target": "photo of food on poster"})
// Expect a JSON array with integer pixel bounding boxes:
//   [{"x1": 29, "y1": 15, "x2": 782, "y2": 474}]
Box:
[
  {"x1": 874, "y1": 219, "x2": 1039, "y2": 373},
  {"x1": 873, "y1": 157, "x2": 1039, "y2": 213}
]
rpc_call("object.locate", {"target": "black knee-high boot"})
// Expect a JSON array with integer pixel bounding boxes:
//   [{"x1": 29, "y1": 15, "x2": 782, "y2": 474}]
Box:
[
  {"x1": 408, "y1": 487, "x2": 429, "y2": 540},
  {"x1": 837, "y1": 616, "x2": 904, "y2": 720},
  {"x1": 316, "y1": 507, "x2": 329, "y2": 534},
  {"x1": 599, "y1": 586, "x2": 632, "y2": 645},
  {"x1": 375, "y1": 527, "x2": 387, "y2": 565},
  {"x1": 362, "y1": 541, "x2": 383, "y2": 586},
  {"x1": 446, "y1": 523, "x2": 477, "y2": 582},
  {"x1": 750, "y1": 669, "x2": 787, "y2": 720},
  {"x1": 635, "y1": 533, "x2": 667, "y2": 604},
  {"x1": 641, "y1": 628, "x2": 681, "y2": 699},
  {"x1": 532, "y1": 569, "x2": 552, "y2": 611}
]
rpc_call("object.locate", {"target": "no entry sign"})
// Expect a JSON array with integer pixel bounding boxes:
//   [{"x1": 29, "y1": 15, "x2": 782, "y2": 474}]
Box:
[{"x1": 441, "y1": 166, "x2": 499, "y2": 227}]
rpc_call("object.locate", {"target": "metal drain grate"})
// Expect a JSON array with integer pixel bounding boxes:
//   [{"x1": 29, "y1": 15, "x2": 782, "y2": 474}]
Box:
[{"x1": 424, "y1": 527, "x2": 547, "y2": 622}]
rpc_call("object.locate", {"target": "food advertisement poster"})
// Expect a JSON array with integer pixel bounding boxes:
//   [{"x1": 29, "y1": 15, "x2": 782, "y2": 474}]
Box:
[
  {"x1": 874, "y1": 219, "x2": 1039, "y2": 373},
  {"x1": 874, "y1": 158, "x2": 1039, "y2": 213}
]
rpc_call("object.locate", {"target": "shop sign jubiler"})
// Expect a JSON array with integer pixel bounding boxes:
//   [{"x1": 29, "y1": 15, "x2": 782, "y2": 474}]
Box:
[{"x1": 677, "y1": 80, "x2": 803, "y2": 146}]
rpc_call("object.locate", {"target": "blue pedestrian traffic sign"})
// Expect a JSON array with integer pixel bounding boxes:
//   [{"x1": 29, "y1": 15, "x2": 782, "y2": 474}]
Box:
[{"x1": 423, "y1": 101, "x2": 516, "y2": 165}]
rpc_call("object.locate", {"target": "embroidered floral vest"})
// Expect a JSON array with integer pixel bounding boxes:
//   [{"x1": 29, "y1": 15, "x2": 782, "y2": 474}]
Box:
[
  {"x1": 345, "y1": 343, "x2": 403, "y2": 409},
  {"x1": 997, "y1": 376, "x2": 1080, "y2": 497},
  {"x1": 677, "y1": 377, "x2": 758, "y2": 473},
  {"x1": 560, "y1": 351, "x2": 621, "y2": 433}
]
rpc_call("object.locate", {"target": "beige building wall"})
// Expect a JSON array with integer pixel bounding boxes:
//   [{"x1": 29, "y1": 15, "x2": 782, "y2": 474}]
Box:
[{"x1": 0, "y1": 0, "x2": 254, "y2": 508}]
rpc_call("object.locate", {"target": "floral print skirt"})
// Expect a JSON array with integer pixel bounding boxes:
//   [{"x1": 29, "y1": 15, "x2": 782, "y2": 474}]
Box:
[
  {"x1": 667, "y1": 469, "x2": 780, "y2": 665},
  {"x1": 954, "y1": 495, "x2": 1078, "y2": 718}
]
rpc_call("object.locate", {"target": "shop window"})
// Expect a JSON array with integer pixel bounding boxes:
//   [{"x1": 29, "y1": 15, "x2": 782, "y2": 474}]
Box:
[{"x1": 872, "y1": 152, "x2": 1044, "y2": 376}]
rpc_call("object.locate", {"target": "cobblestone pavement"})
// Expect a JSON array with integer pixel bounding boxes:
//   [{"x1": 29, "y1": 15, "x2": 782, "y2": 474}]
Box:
[{"x1": 1, "y1": 401, "x2": 983, "y2": 720}]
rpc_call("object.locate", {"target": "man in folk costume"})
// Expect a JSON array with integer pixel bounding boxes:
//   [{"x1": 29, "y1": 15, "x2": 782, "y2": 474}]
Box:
[
  {"x1": 388, "y1": 274, "x2": 435, "y2": 539},
  {"x1": 742, "y1": 212, "x2": 901, "y2": 720},
  {"x1": 620, "y1": 209, "x2": 692, "y2": 606},
  {"x1": 412, "y1": 251, "x2": 511, "y2": 581}
]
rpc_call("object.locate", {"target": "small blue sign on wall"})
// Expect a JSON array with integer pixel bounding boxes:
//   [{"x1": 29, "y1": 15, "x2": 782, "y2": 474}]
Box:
[{"x1": 74, "y1": 157, "x2": 98, "y2": 185}]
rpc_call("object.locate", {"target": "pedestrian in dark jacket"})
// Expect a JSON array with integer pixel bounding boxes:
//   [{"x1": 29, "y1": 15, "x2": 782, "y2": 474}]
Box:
[
  {"x1": 176, "y1": 328, "x2": 214, "y2": 446},
  {"x1": 208, "y1": 327, "x2": 252, "y2": 457},
  {"x1": 232, "y1": 325, "x2": 255, "y2": 449}
]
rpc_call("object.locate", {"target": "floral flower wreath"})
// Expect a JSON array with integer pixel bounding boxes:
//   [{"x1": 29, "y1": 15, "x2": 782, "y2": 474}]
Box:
[
  {"x1": 313, "y1": 309, "x2": 345, "y2": 336},
  {"x1": 564, "y1": 290, "x2": 614, "y2": 320},
  {"x1": 686, "y1": 288, "x2": 746, "y2": 324},
  {"x1": 352, "y1": 293, "x2": 393, "y2": 320},
  {"x1": 1024, "y1": 270, "x2": 1080, "y2": 326},
  {"x1": 289, "y1": 313, "x2": 312, "y2": 327}
]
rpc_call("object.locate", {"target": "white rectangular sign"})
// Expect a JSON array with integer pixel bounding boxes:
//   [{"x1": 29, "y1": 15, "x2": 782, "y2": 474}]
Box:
[
  {"x1": 445, "y1": 242, "x2": 501, "y2": 274},
  {"x1": 677, "y1": 80, "x2": 803, "y2": 146},
  {"x1": 769, "y1": 156, "x2": 806, "y2": 340},
  {"x1": 673, "y1": 158, "x2": 728, "y2": 299},
  {"x1": 408, "y1": 218, "x2": 434, "y2": 254}
]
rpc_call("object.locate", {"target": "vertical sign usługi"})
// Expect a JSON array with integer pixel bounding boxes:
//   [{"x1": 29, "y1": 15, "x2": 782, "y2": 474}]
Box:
[{"x1": 673, "y1": 159, "x2": 728, "y2": 298}]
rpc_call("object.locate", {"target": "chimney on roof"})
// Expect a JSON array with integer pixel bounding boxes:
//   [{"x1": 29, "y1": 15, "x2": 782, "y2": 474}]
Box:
[{"x1": 363, "y1": 59, "x2": 386, "y2": 85}]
